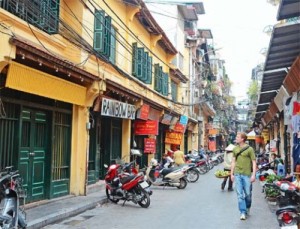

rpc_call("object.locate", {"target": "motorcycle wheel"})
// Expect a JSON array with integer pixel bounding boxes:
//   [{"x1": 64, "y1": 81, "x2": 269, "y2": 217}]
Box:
[
  {"x1": 177, "y1": 178, "x2": 187, "y2": 189},
  {"x1": 187, "y1": 169, "x2": 200, "y2": 183},
  {"x1": 198, "y1": 165, "x2": 209, "y2": 174},
  {"x1": 137, "y1": 189, "x2": 150, "y2": 208},
  {"x1": 18, "y1": 209, "x2": 27, "y2": 228},
  {"x1": 106, "y1": 188, "x2": 119, "y2": 203}
]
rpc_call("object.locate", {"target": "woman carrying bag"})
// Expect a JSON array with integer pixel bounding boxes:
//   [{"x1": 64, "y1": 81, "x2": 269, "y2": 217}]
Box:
[{"x1": 221, "y1": 144, "x2": 235, "y2": 191}]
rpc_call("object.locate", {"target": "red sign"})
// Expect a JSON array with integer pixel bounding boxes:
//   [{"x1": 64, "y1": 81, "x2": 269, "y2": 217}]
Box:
[
  {"x1": 144, "y1": 138, "x2": 156, "y2": 153},
  {"x1": 165, "y1": 131, "x2": 183, "y2": 145},
  {"x1": 173, "y1": 123, "x2": 186, "y2": 133},
  {"x1": 134, "y1": 120, "x2": 159, "y2": 135},
  {"x1": 136, "y1": 104, "x2": 150, "y2": 120}
]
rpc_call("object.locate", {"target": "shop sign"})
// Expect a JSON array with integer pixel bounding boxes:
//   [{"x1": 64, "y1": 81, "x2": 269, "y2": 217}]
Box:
[
  {"x1": 161, "y1": 114, "x2": 172, "y2": 125},
  {"x1": 101, "y1": 98, "x2": 136, "y2": 120},
  {"x1": 165, "y1": 131, "x2": 183, "y2": 145},
  {"x1": 144, "y1": 138, "x2": 156, "y2": 153},
  {"x1": 136, "y1": 104, "x2": 150, "y2": 120},
  {"x1": 179, "y1": 115, "x2": 188, "y2": 125},
  {"x1": 173, "y1": 123, "x2": 186, "y2": 133},
  {"x1": 134, "y1": 120, "x2": 159, "y2": 135}
]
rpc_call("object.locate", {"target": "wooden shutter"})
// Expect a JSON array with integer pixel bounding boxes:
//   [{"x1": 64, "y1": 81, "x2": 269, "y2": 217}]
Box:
[
  {"x1": 136, "y1": 47, "x2": 144, "y2": 79},
  {"x1": 141, "y1": 52, "x2": 148, "y2": 82},
  {"x1": 94, "y1": 10, "x2": 105, "y2": 53},
  {"x1": 162, "y1": 72, "x2": 169, "y2": 96},
  {"x1": 145, "y1": 55, "x2": 153, "y2": 84},
  {"x1": 132, "y1": 43, "x2": 138, "y2": 76},
  {"x1": 109, "y1": 27, "x2": 116, "y2": 64},
  {"x1": 103, "y1": 15, "x2": 111, "y2": 57}
]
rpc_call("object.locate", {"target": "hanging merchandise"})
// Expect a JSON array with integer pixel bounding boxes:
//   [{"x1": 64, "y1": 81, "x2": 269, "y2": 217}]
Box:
[{"x1": 292, "y1": 133, "x2": 300, "y2": 172}]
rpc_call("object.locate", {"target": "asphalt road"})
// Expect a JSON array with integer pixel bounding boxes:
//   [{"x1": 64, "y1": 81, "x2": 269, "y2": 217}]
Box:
[{"x1": 43, "y1": 164, "x2": 280, "y2": 229}]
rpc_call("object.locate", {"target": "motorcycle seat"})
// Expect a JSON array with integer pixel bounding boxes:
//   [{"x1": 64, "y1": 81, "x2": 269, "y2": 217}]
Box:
[
  {"x1": 120, "y1": 174, "x2": 136, "y2": 184},
  {"x1": 276, "y1": 205, "x2": 298, "y2": 214},
  {"x1": 161, "y1": 167, "x2": 177, "y2": 176}
]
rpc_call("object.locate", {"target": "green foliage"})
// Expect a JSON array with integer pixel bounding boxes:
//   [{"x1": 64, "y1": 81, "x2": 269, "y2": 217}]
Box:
[
  {"x1": 247, "y1": 80, "x2": 259, "y2": 102},
  {"x1": 265, "y1": 174, "x2": 282, "y2": 183},
  {"x1": 265, "y1": 186, "x2": 280, "y2": 198}
]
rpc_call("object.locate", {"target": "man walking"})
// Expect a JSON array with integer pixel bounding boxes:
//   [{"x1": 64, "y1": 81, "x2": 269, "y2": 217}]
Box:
[{"x1": 230, "y1": 132, "x2": 256, "y2": 220}]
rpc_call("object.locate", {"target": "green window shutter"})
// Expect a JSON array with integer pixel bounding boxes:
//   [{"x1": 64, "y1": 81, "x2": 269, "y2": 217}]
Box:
[
  {"x1": 155, "y1": 66, "x2": 163, "y2": 93},
  {"x1": 136, "y1": 47, "x2": 144, "y2": 79},
  {"x1": 171, "y1": 80, "x2": 177, "y2": 102},
  {"x1": 154, "y1": 64, "x2": 159, "y2": 91},
  {"x1": 109, "y1": 27, "x2": 116, "y2": 64},
  {"x1": 103, "y1": 15, "x2": 112, "y2": 58},
  {"x1": 94, "y1": 10, "x2": 105, "y2": 52},
  {"x1": 132, "y1": 43, "x2": 138, "y2": 76},
  {"x1": 162, "y1": 73, "x2": 169, "y2": 96},
  {"x1": 141, "y1": 52, "x2": 148, "y2": 82},
  {"x1": 145, "y1": 55, "x2": 152, "y2": 84}
]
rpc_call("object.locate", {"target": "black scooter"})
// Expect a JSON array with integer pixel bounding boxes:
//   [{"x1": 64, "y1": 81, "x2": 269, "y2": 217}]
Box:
[{"x1": 0, "y1": 166, "x2": 27, "y2": 229}]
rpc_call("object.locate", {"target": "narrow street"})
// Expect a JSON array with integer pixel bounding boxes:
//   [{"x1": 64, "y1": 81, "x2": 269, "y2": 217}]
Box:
[{"x1": 43, "y1": 165, "x2": 279, "y2": 229}]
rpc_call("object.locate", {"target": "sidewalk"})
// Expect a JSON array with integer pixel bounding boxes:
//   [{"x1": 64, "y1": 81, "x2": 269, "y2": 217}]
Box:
[{"x1": 25, "y1": 181, "x2": 107, "y2": 229}]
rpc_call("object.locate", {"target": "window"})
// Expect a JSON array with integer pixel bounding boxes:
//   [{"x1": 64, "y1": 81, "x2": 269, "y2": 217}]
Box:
[
  {"x1": 94, "y1": 10, "x2": 116, "y2": 62},
  {"x1": 154, "y1": 64, "x2": 169, "y2": 96},
  {"x1": 132, "y1": 43, "x2": 152, "y2": 84},
  {"x1": 0, "y1": 0, "x2": 60, "y2": 34},
  {"x1": 171, "y1": 80, "x2": 177, "y2": 102}
]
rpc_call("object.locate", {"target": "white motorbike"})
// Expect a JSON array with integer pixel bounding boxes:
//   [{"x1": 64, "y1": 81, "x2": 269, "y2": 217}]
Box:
[{"x1": 144, "y1": 159, "x2": 188, "y2": 189}]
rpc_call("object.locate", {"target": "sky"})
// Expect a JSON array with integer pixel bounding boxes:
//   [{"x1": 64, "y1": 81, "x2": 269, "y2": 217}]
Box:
[{"x1": 198, "y1": 0, "x2": 278, "y2": 100}]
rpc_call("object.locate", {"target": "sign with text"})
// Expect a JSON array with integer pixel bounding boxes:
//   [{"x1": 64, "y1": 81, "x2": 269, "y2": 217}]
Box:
[
  {"x1": 179, "y1": 115, "x2": 188, "y2": 125},
  {"x1": 101, "y1": 98, "x2": 136, "y2": 120},
  {"x1": 173, "y1": 123, "x2": 186, "y2": 133},
  {"x1": 134, "y1": 120, "x2": 159, "y2": 135},
  {"x1": 161, "y1": 114, "x2": 172, "y2": 125},
  {"x1": 165, "y1": 131, "x2": 183, "y2": 145},
  {"x1": 136, "y1": 104, "x2": 150, "y2": 120},
  {"x1": 144, "y1": 138, "x2": 156, "y2": 153}
]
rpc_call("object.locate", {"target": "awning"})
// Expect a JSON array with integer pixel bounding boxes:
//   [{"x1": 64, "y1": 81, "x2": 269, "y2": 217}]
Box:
[
  {"x1": 283, "y1": 57, "x2": 300, "y2": 94},
  {"x1": 255, "y1": 22, "x2": 300, "y2": 121},
  {"x1": 264, "y1": 23, "x2": 300, "y2": 72},
  {"x1": 277, "y1": 0, "x2": 300, "y2": 20},
  {"x1": 6, "y1": 61, "x2": 86, "y2": 106}
]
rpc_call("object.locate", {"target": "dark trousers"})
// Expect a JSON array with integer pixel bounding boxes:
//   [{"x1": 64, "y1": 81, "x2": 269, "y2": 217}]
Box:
[{"x1": 221, "y1": 168, "x2": 233, "y2": 189}]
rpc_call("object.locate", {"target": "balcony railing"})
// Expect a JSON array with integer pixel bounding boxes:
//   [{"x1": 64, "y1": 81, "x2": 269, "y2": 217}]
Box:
[{"x1": 0, "y1": 0, "x2": 59, "y2": 34}]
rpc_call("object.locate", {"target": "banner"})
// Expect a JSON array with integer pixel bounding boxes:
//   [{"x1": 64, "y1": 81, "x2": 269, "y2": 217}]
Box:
[
  {"x1": 165, "y1": 131, "x2": 183, "y2": 145},
  {"x1": 144, "y1": 138, "x2": 156, "y2": 153},
  {"x1": 136, "y1": 104, "x2": 150, "y2": 120},
  {"x1": 134, "y1": 120, "x2": 159, "y2": 135}
]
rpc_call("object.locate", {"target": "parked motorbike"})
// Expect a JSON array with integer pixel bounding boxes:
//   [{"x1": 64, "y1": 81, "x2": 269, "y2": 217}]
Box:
[
  {"x1": 104, "y1": 162, "x2": 151, "y2": 208},
  {"x1": 185, "y1": 154, "x2": 209, "y2": 174},
  {"x1": 0, "y1": 166, "x2": 27, "y2": 229},
  {"x1": 144, "y1": 159, "x2": 188, "y2": 189},
  {"x1": 264, "y1": 181, "x2": 300, "y2": 228},
  {"x1": 180, "y1": 162, "x2": 200, "y2": 183}
]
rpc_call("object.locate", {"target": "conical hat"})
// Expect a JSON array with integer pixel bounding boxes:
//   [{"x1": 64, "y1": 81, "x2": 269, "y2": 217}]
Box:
[{"x1": 225, "y1": 144, "x2": 235, "y2": 151}]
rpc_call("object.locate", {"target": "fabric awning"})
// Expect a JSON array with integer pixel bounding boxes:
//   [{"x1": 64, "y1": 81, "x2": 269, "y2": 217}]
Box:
[{"x1": 5, "y1": 61, "x2": 86, "y2": 106}]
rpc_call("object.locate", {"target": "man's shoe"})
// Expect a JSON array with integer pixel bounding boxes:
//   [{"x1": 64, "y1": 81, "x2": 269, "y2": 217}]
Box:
[
  {"x1": 228, "y1": 188, "x2": 234, "y2": 191},
  {"x1": 240, "y1": 214, "x2": 246, "y2": 220}
]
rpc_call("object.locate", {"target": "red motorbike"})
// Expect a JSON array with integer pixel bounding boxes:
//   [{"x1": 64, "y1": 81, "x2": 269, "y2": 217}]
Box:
[{"x1": 104, "y1": 162, "x2": 151, "y2": 208}]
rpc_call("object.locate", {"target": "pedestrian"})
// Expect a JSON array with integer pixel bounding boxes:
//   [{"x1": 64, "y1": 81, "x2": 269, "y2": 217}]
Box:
[
  {"x1": 221, "y1": 144, "x2": 235, "y2": 191},
  {"x1": 173, "y1": 145, "x2": 185, "y2": 166},
  {"x1": 162, "y1": 153, "x2": 174, "y2": 168},
  {"x1": 231, "y1": 132, "x2": 256, "y2": 220}
]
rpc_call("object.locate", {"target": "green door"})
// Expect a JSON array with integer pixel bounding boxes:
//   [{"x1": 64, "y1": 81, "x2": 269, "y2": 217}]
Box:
[{"x1": 19, "y1": 108, "x2": 48, "y2": 202}]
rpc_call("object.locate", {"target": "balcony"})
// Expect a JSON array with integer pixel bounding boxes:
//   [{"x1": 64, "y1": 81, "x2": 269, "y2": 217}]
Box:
[{"x1": 0, "y1": 0, "x2": 59, "y2": 34}]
